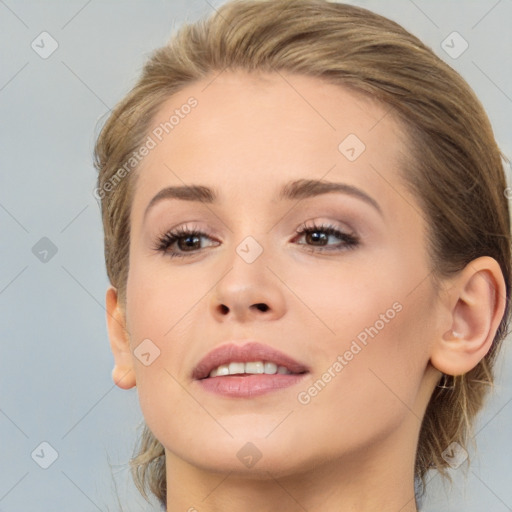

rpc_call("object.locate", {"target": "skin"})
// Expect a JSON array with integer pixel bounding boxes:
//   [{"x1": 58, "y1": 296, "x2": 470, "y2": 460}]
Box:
[{"x1": 105, "y1": 71, "x2": 506, "y2": 512}]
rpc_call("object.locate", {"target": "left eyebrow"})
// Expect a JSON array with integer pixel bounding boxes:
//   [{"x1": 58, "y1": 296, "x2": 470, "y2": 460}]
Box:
[
  {"x1": 143, "y1": 178, "x2": 383, "y2": 221},
  {"x1": 278, "y1": 179, "x2": 382, "y2": 217}
]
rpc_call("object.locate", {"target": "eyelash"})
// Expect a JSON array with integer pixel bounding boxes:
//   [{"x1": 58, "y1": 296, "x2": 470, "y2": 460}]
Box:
[{"x1": 153, "y1": 222, "x2": 360, "y2": 259}]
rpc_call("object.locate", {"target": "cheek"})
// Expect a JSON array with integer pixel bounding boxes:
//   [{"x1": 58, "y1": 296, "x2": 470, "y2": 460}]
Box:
[
  {"x1": 125, "y1": 254, "x2": 203, "y2": 340},
  {"x1": 287, "y1": 309, "x2": 428, "y2": 462},
  {"x1": 301, "y1": 280, "x2": 434, "y2": 428},
  {"x1": 124, "y1": 262, "x2": 178, "y2": 389},
  {"x1": 293, "y1": 258, "x2": 402, "y2": 349},
  {"x1": 124, "y1": 255, "x2": 212, "y2": 414},
  {"x1": 295, "y1": 257, "x2": 433, "y2": 412}
]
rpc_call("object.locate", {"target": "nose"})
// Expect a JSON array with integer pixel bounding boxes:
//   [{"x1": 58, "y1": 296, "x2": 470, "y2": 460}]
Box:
[{"x1": 209, "y1": 245, "x2": 286, "y2": 323}]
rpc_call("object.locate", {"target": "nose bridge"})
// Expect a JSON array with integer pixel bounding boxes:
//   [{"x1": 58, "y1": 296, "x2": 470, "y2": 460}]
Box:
[
  {"x1": 235, "y1": 233, "x2": 266, "y2": 265},
  {"x1": 224, "y1": 211, "x2": 270, "y2": 267},
  {"x1": 223, "y1": 232, "x2": 268, "y2": 297}
]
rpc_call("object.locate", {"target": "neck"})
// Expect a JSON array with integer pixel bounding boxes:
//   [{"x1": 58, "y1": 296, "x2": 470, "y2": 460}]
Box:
[{"x1": 164, "y1": 426, "x2": 420, "y2": 512}]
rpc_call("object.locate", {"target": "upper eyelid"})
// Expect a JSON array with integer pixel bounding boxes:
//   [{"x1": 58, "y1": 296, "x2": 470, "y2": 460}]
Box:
[
  {"x1": 160, "y1": 221, "x2": 352, "y2": 237},
  {"x1": 161, "y1": 214, "x2": 354, "y2": 233}
]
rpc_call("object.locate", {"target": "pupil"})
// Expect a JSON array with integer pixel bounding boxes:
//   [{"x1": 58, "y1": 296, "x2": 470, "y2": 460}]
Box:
[
  {"x1": 180, "y1": 235, "x2": 199, "y2": 250},
  {"x1": 308, "y1": 231, "x2": 326, "y2": 245}
]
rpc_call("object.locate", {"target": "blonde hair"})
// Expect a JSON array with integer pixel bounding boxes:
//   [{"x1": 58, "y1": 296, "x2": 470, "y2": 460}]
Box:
[{"x1": 93, "y1": 0, "x2": 511, "y2": 508}]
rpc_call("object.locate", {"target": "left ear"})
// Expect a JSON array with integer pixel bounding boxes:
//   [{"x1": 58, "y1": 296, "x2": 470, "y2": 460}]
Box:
[{"x1": 430, "y1": 256, "x2": 507, "y2": 376}]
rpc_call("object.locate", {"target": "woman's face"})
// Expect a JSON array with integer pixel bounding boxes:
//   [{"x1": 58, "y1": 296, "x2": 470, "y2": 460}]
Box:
[{"x1": 122, "y1": 71, "x2": 443, "y2": 477}]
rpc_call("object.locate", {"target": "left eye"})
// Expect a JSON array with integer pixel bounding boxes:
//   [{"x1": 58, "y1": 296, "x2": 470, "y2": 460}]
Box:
[
  {"x1": 154, "y1": 222, "x2": 360, "y2": 259},
  {"x1": 293, "y1": 222, "x2": 360, "y2": 252}
]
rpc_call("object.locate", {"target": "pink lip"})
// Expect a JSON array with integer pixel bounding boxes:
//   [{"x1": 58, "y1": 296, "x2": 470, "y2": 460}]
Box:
[
  {"x1": 191, "y1": 341, "x2": 310, "y2": 381},
  {"x1": 197, "y1": 373, "x2": 308, "y2": 398}
]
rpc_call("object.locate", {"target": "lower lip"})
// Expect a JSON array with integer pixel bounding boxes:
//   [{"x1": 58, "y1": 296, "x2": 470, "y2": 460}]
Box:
[{"x1": 196, "y1": 373, "x2": 308, "y2": 398}]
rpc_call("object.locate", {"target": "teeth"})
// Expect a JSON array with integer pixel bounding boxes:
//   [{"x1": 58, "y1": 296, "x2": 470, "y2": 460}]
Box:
[
  {"x1": 245, "y1": 361, "x2": 264, "y2": 374},
  {"x1": 229, "y1": 362, "x2": 245, "y2": 374},
  {"x1": 208, "y1": 361, "x2": 292, "y2": 378},
  {"x1": 264, "y1": 362, "x2": 278, "y2": 374}
]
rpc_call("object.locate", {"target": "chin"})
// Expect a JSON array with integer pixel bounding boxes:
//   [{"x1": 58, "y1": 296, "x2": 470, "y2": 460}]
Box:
[{"x1": 172, "y1": 434, "x2": 310, "y2": 478}]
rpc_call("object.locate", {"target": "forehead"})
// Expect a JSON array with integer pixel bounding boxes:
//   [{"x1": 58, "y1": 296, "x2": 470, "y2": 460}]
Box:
[
  {"x1": 148, "y1": 70, "x2": 404, "y2": 150},
  {"x1": 131, "y1": 71, "x2": 412, "y2": 217}
]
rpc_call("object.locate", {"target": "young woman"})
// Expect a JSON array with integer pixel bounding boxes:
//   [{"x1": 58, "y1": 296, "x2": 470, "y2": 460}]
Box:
[{"x1": 93, "y1": 1, "x2": 511, "y2": 510}]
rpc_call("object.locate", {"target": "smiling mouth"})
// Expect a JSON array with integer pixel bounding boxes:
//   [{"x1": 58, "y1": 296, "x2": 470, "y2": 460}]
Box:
[{"x1": 192, "y1": 341, "x2": 311, "y2": 382}]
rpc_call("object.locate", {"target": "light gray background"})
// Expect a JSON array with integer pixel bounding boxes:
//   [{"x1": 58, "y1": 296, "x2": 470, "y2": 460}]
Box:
[{"x1": 1, "y1": 1, "x2": 511, "y2": 511}]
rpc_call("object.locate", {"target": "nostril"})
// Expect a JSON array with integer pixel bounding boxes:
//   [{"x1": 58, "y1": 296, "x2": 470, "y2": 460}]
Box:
[{"x1": 255, "y1": 303, "x2": 269, "y2": 312}]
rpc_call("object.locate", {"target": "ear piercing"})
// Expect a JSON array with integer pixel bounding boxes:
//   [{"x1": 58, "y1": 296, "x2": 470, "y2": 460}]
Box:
[{"x1": 437, "y1": 373, "x2": 455, "y2": 389}]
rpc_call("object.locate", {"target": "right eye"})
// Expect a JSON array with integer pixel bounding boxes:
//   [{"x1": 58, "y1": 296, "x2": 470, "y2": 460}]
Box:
[{"x1": 153, "y1": 226, "x2": 219, "y2": 259}]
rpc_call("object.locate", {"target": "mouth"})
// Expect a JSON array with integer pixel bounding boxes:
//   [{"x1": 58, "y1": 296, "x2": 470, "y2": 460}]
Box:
[{"x1": 192, "y1": 341, "x2": 310, "y2": 381}]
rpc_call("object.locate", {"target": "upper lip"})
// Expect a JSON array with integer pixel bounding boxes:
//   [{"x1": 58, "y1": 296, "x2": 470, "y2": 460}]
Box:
[{"x1": 192, "y1": 341, "x2": 310, "y2": 380}]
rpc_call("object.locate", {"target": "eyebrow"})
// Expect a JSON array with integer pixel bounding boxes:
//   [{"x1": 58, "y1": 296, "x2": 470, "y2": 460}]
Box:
[{"x1": 143, "y1": 178, "x2": 383, "y2": 220}]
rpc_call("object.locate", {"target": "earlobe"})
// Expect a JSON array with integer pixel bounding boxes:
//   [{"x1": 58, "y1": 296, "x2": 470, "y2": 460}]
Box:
[
  {"x1": 430, "y1": 256, "x2": 507, "y2": 377},
  {"x1": 105, "y1": 285, "x2": 136, "y2": 389}
]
